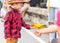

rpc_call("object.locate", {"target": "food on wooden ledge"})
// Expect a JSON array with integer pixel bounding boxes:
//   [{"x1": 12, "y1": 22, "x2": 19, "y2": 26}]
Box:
[{"x1": 31, "y1": 24, "x2": 47, "y2": 29}]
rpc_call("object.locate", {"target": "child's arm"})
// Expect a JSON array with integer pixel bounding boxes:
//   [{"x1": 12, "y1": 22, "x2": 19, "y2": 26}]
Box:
[
  {"x1": 40, "y1": 25, "x2": 57, "y2": 34},
  {"x1": 21, "y1": 18, "x2": 35, "y2": 29},
  {"x1": 35, "y1": 25, "x2": 57, "y2": 37},
  {"x1": 21, "y1": 18, "x2": 30, "y2": 29},
  {"x1": 20, "y1": 3, "x2": 30, "y2": 18}
]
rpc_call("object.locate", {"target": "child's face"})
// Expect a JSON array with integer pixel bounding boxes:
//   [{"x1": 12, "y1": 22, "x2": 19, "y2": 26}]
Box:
[{"x1": 12, "y1": 2, "x2": 23, "y2": 9}]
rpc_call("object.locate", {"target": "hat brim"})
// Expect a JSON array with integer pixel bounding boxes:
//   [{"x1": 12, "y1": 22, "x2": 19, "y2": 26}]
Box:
[
  {"x1": 8, "y1": 1, "x2": 29, "y2": 4},
  {"x1": 8, "y1": 1, "x2": 25, "y2": 4}
]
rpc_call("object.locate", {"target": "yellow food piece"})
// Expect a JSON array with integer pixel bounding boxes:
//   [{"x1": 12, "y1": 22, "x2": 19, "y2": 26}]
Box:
[{"x1": 32, "y1": 24, "x2": 46, "y2": 29}]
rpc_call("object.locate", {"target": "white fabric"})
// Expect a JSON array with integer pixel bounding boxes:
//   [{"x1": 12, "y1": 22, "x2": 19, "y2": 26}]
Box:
[
  {"x1": 47, "y1": 0, "x2": 60, "y2": 8},
  {"x1": 0, "y1": 7, "x2": 6, "y2": 17}
]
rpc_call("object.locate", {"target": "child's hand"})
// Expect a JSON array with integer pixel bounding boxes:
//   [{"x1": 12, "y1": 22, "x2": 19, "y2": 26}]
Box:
[
  {"x1": 34, "y1": 30, "x2": 41, "y2": 37},
  {"x1": 30, "y1": 26, "x2": 35, "y2": 29},
  {"x1": 24, "y1": 3, "x2": 30, "y2": 9},
  {"x1": 29, "y1": 24, "x2": 35, "y2": 29}
]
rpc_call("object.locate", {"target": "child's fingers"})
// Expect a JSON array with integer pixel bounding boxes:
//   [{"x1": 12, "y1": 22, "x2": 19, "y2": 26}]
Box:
[
  {"x1": 30, "y1": 26, "x2": 35, "y2": 29},
  {"x1": 34, "y1": 31, "x2": 40, "y2": 37}
]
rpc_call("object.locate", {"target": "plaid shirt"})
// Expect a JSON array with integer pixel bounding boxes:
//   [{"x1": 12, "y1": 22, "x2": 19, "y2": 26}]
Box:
[{"x1": 4, "y1": 8, "x2": 30, "y2": 38}]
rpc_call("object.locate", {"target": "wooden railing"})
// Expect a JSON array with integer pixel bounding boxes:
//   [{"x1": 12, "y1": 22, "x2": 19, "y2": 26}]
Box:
[{"x1": 24, "y1": 7, "x2": 48, "y2": 25}]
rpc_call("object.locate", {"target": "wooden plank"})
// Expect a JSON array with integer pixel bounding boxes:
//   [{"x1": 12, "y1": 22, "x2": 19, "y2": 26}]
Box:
[
  {"x1": 22, "y1": 27, "x2": 46, "y2": 43},
  {"x1": 27, "y1": 7, "x2": 48, "y2": 16}
]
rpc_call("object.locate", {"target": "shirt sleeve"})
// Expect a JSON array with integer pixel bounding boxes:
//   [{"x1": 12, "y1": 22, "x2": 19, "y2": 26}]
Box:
[
  {"x1": 4, "y1": 12, "x2": 12, "y2": 37},
  {"x1": 21, "y1": 18, "x2": 30, "y2": 29}
]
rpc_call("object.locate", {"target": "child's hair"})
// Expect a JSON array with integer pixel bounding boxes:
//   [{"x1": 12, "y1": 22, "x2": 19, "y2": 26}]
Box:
[{"x1": 2, "y1": 1, "x2": 10, "y2": 10}]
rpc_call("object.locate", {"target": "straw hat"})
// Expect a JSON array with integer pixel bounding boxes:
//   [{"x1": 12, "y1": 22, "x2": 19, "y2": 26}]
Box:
[{"x1": 8, "y1": 0, "x2": 30, "y2": 4}]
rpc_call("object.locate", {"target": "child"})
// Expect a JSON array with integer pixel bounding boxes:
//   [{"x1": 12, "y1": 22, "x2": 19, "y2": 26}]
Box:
[
  {"x1": 4, "y1": 0, "x2": 33, "y2": 43},
  {"x1": 35, "y1": 10, "x2": 60, "y2": 43}
]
